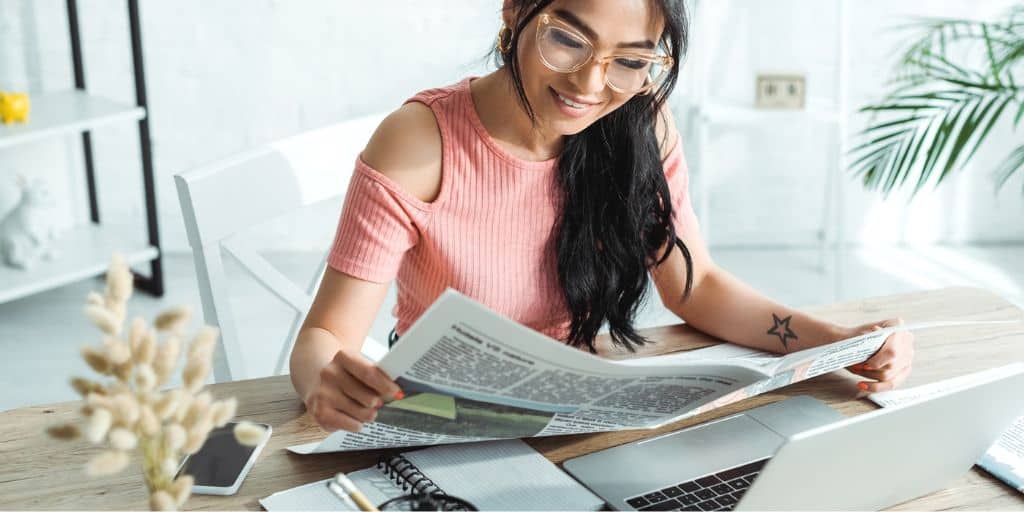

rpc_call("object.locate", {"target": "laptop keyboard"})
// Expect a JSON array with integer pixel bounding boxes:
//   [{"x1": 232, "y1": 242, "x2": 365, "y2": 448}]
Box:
[{"x1": 625, "y1": 458, "x2": 767, "y2": 511}]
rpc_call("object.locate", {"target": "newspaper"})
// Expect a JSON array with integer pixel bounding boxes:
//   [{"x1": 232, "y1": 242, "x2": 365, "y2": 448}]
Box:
[
  {"x1": 869, "y1": 368, "x2": 1024, "y2": 494},
  {"x1": 289, "y1": 289, "x2": 1012, "y2": 454}
]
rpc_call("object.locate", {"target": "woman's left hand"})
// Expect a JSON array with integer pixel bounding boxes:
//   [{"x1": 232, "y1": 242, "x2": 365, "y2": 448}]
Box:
[{"x1": 843, "y1": 318, "x2": 915, "y2": 393}]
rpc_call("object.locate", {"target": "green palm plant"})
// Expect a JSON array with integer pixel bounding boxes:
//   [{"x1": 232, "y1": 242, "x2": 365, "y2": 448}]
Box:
[{"x1": 849, "y1": 4, "x2": 1024, "y2": 197}]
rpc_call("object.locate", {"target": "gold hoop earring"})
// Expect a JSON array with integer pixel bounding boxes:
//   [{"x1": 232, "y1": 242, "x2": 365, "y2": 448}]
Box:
[{"x1": 496, "y1": 25, "x2": 514, "y2": 54}]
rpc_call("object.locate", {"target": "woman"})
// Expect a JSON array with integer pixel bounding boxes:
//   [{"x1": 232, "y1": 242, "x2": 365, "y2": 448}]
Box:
[{"x1": 291, "y1": 0, "x2": 914, "y2": 433}]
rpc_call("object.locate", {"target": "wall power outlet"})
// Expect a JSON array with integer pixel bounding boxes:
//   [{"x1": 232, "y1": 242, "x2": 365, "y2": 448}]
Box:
[{"x1": 755, "y1": 73, "x2": 806, "y2": 109}]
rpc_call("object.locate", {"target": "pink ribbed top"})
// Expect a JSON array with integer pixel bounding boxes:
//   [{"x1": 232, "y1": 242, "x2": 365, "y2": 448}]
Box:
[{"x1": 328, "y1": 78, "x2": 697, "y2": 341}]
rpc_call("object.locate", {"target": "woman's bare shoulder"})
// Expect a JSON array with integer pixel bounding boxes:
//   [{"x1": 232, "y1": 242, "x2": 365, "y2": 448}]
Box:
[
  {"x1": 361, "y1": 101, "x2": 443, "y2": 203},
  {"x1": 654, "y1": 104, "x2": 681, "y2": 160}
]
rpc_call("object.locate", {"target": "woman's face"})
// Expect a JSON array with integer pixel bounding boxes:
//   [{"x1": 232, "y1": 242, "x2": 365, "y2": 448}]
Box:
[{"x1": 508, "y1": 0, "x2": 665, "y2": 136}]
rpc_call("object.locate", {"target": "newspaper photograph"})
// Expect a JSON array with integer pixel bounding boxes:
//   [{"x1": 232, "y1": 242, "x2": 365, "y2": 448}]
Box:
[{"x1": 288, "y1": 289, "x2": 1011, "y2": 454}]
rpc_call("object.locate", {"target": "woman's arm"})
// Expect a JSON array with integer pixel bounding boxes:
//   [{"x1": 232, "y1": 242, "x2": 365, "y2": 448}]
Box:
[
  {"x1": 291, "y1": 268, "x2": 395, "y2": 408},
  {"x1": 292, "y1": 101, "x2": 442, "y2": 431},
  {"x1": 647, "y1": 206, "x2": 845, "y2": 354},
  {"x1": 651, "y1": 106, "x2": 845, "y2": 352},
  {"x1": 652, "y1": 237, "x2": 914, "y2": 391},
  {"x1": 649, "y1": 106, "x2": 913, "y2": 390}
]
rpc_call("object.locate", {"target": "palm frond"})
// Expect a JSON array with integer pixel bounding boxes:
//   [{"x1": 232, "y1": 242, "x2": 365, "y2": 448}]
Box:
[
  {"x1": 850, "y1": 5, "x2": 1024, "y2": 197},
  {"x1": 993, "y1": 144, "x2": 1024, "y2": 194}
]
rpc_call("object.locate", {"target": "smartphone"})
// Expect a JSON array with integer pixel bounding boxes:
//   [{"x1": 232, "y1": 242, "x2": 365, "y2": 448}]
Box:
[{"x1": 176, "y1": 422, "x2": 271, "y2": 495}]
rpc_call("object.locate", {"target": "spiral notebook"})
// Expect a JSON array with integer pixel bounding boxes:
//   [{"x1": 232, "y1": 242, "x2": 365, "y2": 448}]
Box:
[{"x1": 259, "y1": 439, "x2": 604, "y2": 511}]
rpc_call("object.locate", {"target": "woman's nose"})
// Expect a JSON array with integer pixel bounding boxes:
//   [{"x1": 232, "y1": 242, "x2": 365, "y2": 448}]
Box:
[{"x1": 570, "y1": 59, "x2": 607, "y2": 96}]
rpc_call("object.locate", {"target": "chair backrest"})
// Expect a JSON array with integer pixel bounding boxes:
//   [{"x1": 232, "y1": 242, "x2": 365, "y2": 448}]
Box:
[{"x1": 174, "y1": 113, "x2": 388, "y2": 382}]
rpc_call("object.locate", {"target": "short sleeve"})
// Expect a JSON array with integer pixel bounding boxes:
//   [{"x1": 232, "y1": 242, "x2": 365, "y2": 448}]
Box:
[
  {"x1": 327, "y1": 157, "x2": 425, "y2": 283},
  {"x1": 662, "y1": 138, "x2": 700, "y2": 238}
]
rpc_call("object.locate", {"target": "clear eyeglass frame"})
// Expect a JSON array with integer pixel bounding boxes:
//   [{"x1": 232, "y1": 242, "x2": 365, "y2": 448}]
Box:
[{"x1": 535, "y1": 12, "x2": 674, "y2": 95}]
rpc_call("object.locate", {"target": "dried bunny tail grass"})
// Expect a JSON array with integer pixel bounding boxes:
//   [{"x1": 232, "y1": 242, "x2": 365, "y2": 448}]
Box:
[
  {"x1": 46, "y1": 423, "x2": 81, "y2": 440},
  {"x1": 138, "y1": 404, "x2": 160, "y2": 437},
  {"x1": 105, "y1": 300, "x2": 127, "y2": 325},
  {"x1": 86, "y1": 407, "x2": 113, "y2": 444},
  {"x1": 153, "y1": 336, "x2": 182, "y2": 386},
  {"x1": 105, "y1": 253, "x2": 134, "y2": 305},
  {"x1": 86, "y1": 291, "x2": 105, "y2": 307},
  {"x1": 182, "y1": 392, "x2": 212, "y2": 428},
  {"x1": 149, "y1": 490, "x2": 176, "y2": 511},
  {"x1": 187, "y1": 327, "x2": 218, "y2": 362},
  {"x1": 170, "y1": 475, "x2": 194, "y2": 507},
  {"x1": 108, "y1": 381, "x2": 131, "y2": 395},
  {"x1": 81, "y1": 346, "x2": 112, "y2": 375},
  {"x1": 110, "y1": 393, "x2": 141, "y2": 427},
  {"x1": 84, "y1": 304, "x2": 121, "y2": 336},
  {"x1": 183, "y1": 394, "x2": 215, "y2": 454},
  {"x1": 104, "y1": 337, "x2": 131, "y2": 365},
  {"x1": 154, "y1": 389, "x2": 184, "y2": 420},
  {"x1": 86, "y1": 450, "x2": 130, "y2": 477},
  {"x1": 133, "y1": 328, "x2": 157, "y2": 366},
  {"x1": 163, "y1": 423, "x2": 187, "y2": 453},
  {"x1": 108, "y1": 427, "x2": 138, "y2": 450},
  {"x1": 70, "y1": 377, "x2": 105, "y2": 397},
  {"x1": 159, "y1": 457, "x2": 178, "y2": 480},
  {"x1": 154, "y1": 305, "x2": 192, "y2": 333},
  {"x1": 182, "y1": 357, "x2": 210, "y2": 393},
  {"x1": 233, "y1": 421, "x2": 267, "y2": 447},
  {"x1": 86, "y1": 392, "x2": 114, "y2": 411},
  {"x1": 128, "y1": 316, "x2": 147, "y2": 354},
  {"x1": 112, "y1": 362, "x2": 132, "y2": 383},
  {"x1": 183, "y1": 420, "x2": 212, "y2": 455},
  {"x1": 172, "y1": 391, "x2": 194, "y2": 423},
  {"x1": 193, "y1": 391, "x2": 212, "y2": 410},
  {"x1": 134, "y1": 363, "x2": 157, "y2": 392},
  {"x1": 210, "y1": 398, "x2": 238, "y2": 428},
  {"x1": 138, "y1": 390, "x2": 161, "y2": 405}
]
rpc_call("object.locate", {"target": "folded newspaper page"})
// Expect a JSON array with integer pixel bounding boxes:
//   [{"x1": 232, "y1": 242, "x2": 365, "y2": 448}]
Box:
[
  {"x1": 289, "y1": 289, "x2": 1012, "y2": 454},
  {"x1": 869, "y1": 367, "x2": 1024, "y2": 493}
]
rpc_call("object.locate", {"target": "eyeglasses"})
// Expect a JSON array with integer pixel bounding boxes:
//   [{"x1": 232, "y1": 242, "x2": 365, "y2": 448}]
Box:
[{"x1": 535, "y1": 13, "x2": 673, "y2": 95}]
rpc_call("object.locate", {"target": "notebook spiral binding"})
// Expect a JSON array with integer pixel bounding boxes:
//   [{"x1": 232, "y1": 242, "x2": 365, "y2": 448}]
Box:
[{"x1": 378, "y1": 454, "x2": 447, "y2": 497}]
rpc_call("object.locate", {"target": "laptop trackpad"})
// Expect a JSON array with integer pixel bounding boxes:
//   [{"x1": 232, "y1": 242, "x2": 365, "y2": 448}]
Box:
[
  {"x1": 564, "y1": 414, "x2": 784, "y2": 500},
  {"x1": 635, "y1": 414, "x2": 783, "y2": 485}
]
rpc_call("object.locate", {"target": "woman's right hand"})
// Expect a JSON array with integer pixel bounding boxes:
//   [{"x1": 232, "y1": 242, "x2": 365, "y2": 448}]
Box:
[{"x1": 306, "y1": 347, "x2": 404, "y2": 432}]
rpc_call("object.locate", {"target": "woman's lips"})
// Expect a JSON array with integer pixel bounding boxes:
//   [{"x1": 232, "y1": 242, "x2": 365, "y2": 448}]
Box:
[{"x1": 550, "y1": 87, "x2": 599, "y2": 118}]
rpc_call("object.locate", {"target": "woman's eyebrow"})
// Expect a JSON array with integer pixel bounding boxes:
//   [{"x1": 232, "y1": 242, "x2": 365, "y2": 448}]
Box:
[{"x1": 553, "y1": 8, "x2": 656, "y2": 50}]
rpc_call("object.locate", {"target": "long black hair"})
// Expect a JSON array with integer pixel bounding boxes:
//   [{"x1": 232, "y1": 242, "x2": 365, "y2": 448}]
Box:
[{"x1": 493, "y1": 0, "x2": 693, "y2": 353}]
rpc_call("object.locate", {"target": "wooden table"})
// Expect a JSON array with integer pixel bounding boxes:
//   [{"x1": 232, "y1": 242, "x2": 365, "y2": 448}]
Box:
[{"x1": 2, "y1": 287, "x2": 1023, "y2": 510}]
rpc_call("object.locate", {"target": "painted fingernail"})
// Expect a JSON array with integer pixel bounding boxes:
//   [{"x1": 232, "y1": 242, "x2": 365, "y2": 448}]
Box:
[
  {"x1": 374, "y1": 399, "x2": 384, "y2": 409},
  {"x1": 858, "y1": 382, "x2": 869, "y2": 390},
  {"x1": 394, "y1": 390, "x2": 405, "y2": 401}
]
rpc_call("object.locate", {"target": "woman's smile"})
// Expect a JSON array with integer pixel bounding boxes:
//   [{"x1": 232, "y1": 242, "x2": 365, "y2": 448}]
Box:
[{"x1": 549, "y1": 86, "x2": 602, "y2": 119}]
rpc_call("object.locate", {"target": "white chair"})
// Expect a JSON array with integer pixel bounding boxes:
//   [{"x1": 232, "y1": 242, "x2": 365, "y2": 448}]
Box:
[{"x1": 174, "y1": 113, "x2": 390, "y2": 382}]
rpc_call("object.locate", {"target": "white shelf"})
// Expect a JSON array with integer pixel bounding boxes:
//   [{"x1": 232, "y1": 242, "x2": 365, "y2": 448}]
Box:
[
  {"x1": 0, "y1": 224, "x2": 158, "y2": 304},
  {"x1": 0, "y1": 90, "x2": 145, "y2": 150},
  {"x1": 698, "y1": 97, "x2": 840, "y2": 125}
]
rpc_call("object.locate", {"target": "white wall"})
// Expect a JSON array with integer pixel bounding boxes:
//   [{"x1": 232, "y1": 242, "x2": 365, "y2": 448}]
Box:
[
  {"x1": 0, "y1": 0, "x2": 498, "y2": 251},
  {"x1": 676, "y1": 0, "x2": 1024, "y2": 247},
  {"x1": 1, "y1": 0, "x2": 1021, "y2": 254}
]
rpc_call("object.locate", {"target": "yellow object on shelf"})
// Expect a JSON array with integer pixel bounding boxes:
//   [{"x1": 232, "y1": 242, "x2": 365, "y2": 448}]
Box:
[{"x1": 0, "y1": 91, "x2": 31, "y2": 124}]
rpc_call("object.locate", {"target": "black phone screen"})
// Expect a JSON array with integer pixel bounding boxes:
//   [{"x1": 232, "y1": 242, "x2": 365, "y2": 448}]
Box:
[{"x1": 179, "y1": 422, "x2": 258, "y2": 487}]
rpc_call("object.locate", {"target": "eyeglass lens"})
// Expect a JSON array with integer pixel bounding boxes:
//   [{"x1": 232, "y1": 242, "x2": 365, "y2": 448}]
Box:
[{"x1": 537, "y1": 21, "x2": 666, "y2": 92}]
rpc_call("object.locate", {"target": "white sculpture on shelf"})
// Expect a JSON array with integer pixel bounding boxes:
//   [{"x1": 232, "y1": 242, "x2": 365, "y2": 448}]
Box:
[{"x1": 0, "y1": 175, "x2": 60, "y2": 270}]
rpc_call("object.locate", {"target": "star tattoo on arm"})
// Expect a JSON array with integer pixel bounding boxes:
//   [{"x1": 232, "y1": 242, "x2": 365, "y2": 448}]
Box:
[{"x1": 766, "y1": 313, "x2": 798, "y2": 350}]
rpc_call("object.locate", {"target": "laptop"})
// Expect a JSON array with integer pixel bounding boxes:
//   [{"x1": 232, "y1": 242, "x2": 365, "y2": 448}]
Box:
[{"x1": 563, "y1": 363, "x2": 1024, "y2": 511}]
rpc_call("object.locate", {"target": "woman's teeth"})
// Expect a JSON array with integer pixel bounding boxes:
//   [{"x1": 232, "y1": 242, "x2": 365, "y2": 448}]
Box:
[{"x1": 557, "y1": 93, "x2": 587, "y2": 109}]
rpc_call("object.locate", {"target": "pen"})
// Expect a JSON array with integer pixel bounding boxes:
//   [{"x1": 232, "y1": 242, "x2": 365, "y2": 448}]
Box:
[{"x1": 328, "y1": 473, "x2": 381, "y2": 512}]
